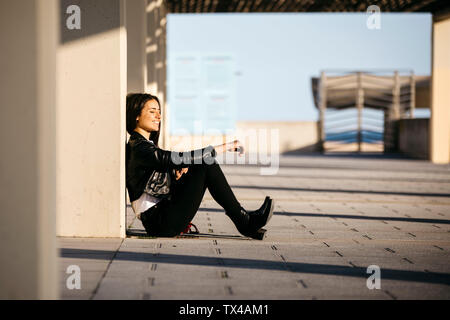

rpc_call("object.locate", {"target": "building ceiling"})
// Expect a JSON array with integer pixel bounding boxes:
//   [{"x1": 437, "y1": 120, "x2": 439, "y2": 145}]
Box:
[{"x1": 165, "y1": 0, "x2": 450, "y2": 14}]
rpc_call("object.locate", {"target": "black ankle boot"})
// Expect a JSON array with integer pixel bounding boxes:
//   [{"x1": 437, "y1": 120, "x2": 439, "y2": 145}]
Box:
[
  {"x1": 229, "y1": 197, "x2": 274, "y2": 240},
  {"x1": 245, "y1": 197, "x2": 274, "y2": 233},
  {"x1": 226, "y1": 206, "x2": 250, "y2": 234}
]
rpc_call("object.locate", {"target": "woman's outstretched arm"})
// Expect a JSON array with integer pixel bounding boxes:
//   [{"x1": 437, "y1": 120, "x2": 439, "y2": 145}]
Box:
[
  {"x1": 173, "y1": 140, "x2": 245, "y2": 180},
  {"x1": 132, "y1": 138, "x2": 217, "y2": 172}
]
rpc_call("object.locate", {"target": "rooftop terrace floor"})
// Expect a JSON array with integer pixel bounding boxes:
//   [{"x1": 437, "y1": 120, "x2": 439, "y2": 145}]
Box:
[{"x1": 59, "y1": 154, "x2": 450, "y2": 300}]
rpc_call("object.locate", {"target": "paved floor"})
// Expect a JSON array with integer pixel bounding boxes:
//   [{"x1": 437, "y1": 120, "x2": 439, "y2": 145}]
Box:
[{"x1": 59, "y1": 154, "x2": 450, "y2": 299}]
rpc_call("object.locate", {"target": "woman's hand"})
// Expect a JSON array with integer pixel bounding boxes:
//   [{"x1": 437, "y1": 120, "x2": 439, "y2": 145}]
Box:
[
  {"x1": 215, "y1": 140, "x2": 245, "y2": 156},
  {"x1": 174, "y1": 167, "x2": 189, "y2": 180}
]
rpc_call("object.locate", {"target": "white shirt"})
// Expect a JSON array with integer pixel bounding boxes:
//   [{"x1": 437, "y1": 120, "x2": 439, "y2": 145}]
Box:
[{"x1": 131, "y1": 192, "x2": 161, "y2": 220}]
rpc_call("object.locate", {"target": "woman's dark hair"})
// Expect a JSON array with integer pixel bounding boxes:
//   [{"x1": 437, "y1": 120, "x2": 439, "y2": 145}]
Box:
[{"x1": 126, "y1": 93, "x2": 161, "y2": 145}]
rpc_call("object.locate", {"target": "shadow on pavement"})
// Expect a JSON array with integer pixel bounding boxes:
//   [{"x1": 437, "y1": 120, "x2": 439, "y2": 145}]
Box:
[
  {"x1": 226, "y1": 173, "x2": 450, "y2": 184},
  {"x1": 126, "y1": 228, "x2": 248, "y2": 240},
  {"x1": 226, "y1": 163, "x2": 449, "y2": 174},
  {"x1": 230, "y1": 185, "x2": 450, "y2": 198},
  {"x1": 60, "y1": 248, "x2": 450, "y2": 286},
  {"x1": 276, "y1": 211, "x2": 450, "y2": 224},
  {"x1": 197, "y1": 208, "x2": 450, "y2": 225}
]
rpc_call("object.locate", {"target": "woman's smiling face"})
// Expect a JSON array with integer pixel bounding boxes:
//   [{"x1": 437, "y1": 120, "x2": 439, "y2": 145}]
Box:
[{"x1": 136, "y1": 99, "x2": 161, "y2": 133}]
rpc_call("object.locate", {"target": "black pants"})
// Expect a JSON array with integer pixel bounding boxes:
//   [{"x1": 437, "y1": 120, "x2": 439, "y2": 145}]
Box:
[{"x1": 140, "y1": 160, "x2": 242, "y2": 237}]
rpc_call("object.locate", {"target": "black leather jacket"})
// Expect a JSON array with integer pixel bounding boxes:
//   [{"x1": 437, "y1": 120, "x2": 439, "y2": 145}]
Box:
[{"x1": 126, "y1": 131, "x2": 217, "y2": 202}]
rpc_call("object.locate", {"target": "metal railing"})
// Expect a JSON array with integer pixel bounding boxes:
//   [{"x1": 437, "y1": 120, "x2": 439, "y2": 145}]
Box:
[{"x1": 316, "y1": 70, "x2": 416, "y2": 153}]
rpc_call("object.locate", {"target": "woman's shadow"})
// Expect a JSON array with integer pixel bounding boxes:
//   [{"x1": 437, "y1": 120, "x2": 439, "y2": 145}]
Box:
[
  {"x1": 126, "y1": 205, "x2": 264, "y2": 240},
  {"x1": 126, "y1": 227, "x2": 252, "y2": 240}
]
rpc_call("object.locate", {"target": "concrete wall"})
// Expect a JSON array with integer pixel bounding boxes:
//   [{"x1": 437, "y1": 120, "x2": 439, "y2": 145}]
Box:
[
  {"x1": 147, "y1": 0, "x2": 168, "y2": 148},
  {"x1": 56, "y1": 0, "x2": 168, "y2": 237},
  {"x1": 415, "y1": 80, "x2": 431, "y2": 109},
  {"x1": 127, "y1": 0, "x2": 147, "y2": 93},
  {"x1": 0, "y1": 0, "x2": 58, "y2": 299},
  {"x1": 237, "y1": 121, "x2": 319, "y2": 154},
  {"x1": 56, "y1": 0, "x2": 127, "y2": 237},
  {"x1": 431, "y1": 16, "x2": 450, "y2": 164},
  {"x1": 168, "y1": 121, "x2": 319, "y2": 154},
  {"x1": 398, "y1": 118, "x2": 430, "y2": 159}
]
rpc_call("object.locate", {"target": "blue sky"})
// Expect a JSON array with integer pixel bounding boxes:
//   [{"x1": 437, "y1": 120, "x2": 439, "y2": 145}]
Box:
[{"x1": 167, "y1": 13, "x2": 431, "y2": 122}]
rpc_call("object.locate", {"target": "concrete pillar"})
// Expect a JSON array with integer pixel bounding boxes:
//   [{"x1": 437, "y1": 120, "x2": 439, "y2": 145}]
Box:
[
  {"x1": 384, "y1": 71, "x2": 401, "y2": 152},
  {"x1": 57, "y1": 0, "x2": 127, "y2": 237},
  {"x1": 0, "y1": 0, "x2": 58, "y2": 299},
  {"x1": 147, "y1": 0, "x2": 168, "y2": 148},
  {"x1": 127, "y1": 0, "x2": 147, "y2": 93},
  {"x1": 392, "y1": 71, "x2": 401, "y2": 119},
  {"x1": 431, "y1": 16, "x2": 450, "y2": 164}
]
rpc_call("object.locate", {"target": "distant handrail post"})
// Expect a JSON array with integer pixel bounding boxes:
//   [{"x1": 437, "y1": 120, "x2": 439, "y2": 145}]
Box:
[
  {"x1": 319, "y1": 71, "x2": 327, "y2": 152},
  {"x1": 356, "y1": 72, "x2": 364, "y2": 152}
]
